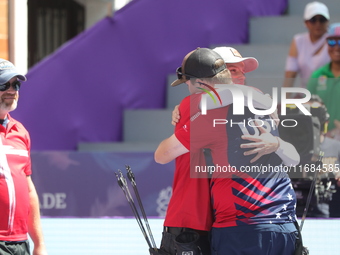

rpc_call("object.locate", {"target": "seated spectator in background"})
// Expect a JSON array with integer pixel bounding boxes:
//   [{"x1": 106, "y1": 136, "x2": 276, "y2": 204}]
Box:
[
  {"x1": 307, "y1": 23, "x2": 340, "y2": 140},
  {"x1": 302, "y1": 96, "x2": 339, "y2": 218},
  {"x1": 283, "y1": 1, "x2": 330, "y2": 97}
]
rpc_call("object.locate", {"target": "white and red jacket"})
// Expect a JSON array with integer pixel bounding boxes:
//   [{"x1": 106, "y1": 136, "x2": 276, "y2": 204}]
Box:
[{"x1": 0, "y1": 114, "x2": 31, "y2": 241}]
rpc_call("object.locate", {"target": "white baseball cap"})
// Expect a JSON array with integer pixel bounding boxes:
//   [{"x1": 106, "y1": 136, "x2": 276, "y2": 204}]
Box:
[
  {"x1": 213, "y1": 47, "x2": 258, "y2": 73},
  {"x1": 304, "y1": 1, "x2": 329, "y2": 20}
]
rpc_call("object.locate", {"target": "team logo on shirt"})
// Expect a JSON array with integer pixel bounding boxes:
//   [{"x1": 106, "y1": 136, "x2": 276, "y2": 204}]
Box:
[{"x1": 317, "y1": 75, "x2": 327, "y2": 90}]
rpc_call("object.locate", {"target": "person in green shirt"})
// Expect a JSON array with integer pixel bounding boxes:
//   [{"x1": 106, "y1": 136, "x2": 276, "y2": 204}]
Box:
[{"x1": 307, "y1": 23, "x2": 340, "y2": 140}]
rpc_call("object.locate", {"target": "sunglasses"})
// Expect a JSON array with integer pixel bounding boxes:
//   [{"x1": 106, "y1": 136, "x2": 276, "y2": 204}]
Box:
[
  {"x1": 176, "y1": 67, "x2": 197, "y2": 80},
  {"x1": 327, "y1": 38, "x2": 340, "y2": 47},
  {"x1": 308, "y1": 16, "x2": 328, "y2": 24},
  {"x1": 0, "y1": 80, "x2": 21, "y2": 92}
]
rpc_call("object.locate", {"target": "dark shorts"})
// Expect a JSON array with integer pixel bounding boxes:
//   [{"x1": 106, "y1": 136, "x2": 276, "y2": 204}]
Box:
[
  {"x1": 211, "y1": 223, "x2": 298, "y2": 255},
  {"x1": 160, "y1": 226, "x2": 211, "y2": 255},
  {"x1": 0, "y1": 240, "x2": 30, "y2": 255}
]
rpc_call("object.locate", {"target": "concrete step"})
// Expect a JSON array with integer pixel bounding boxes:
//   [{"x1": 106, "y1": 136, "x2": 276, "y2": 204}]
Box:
[
  {"x1": 77, "y1": 142, "x2": 159, "y2": 152},
  {"x1": 250, "y1": 15, "x2": 340, "y2": 45},
  {"x1": 123, "y1": 109, "x2": 174, "y2": 143},
  {"x1": 244, "y1": 75, "x2": 296, "y2": 96},
  {"x1": 250, "y1": 15, "x2": 306, "y2": 44}
]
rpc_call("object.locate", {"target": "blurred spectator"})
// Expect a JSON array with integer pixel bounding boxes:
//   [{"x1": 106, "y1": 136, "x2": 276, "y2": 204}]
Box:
[
  {"x1": 307, "y1": 23, "x2": 340, "y2": 140},
  {"x1": 304, "y1": 96, "x2": 338, "y2": 218},
  {"x1": 283, "y1": 1, "x2": 330, "y2": 97}
]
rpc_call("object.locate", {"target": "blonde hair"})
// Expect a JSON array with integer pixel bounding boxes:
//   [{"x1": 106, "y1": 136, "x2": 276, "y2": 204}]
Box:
[{"x1": 191, "y1": 68, "x2": 232, "y2": 85}]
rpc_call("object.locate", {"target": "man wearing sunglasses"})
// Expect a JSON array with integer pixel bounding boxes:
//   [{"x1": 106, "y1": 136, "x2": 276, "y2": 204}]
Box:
[
  {"x1": 155, "y1": 48, "x2": 300, "y2": 255},
  {"x1": 284, "y1": 1, "x2": 330, "y2": 96},
  {"x1": 308, "y1": 23, "x2": 340, "y2": 141},
  {"x1": 0, "y1": 59, "x2": 47, "y2": 255}
]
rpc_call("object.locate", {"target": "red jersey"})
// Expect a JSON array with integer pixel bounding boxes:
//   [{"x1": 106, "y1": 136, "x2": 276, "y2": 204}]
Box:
[
  {"x1": 164, "y1": 95, "x2": 213, "y2": 231},
  {"x1": 0, "y1": 114, "x2": 32, "y2": 241}
]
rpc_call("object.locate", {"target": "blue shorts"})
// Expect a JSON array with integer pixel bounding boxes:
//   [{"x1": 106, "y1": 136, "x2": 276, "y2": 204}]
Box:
[{"x1": 211, "y1": 223, "x2": 298, "y2": 255}]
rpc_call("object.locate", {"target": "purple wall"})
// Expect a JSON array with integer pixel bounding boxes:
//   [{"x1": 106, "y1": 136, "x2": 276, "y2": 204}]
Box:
[
  {"x1": 12, "y1": 0, "x2": 287, "y2": 150},
  {"x1": 31, "y1": 151, "x2": 175, "y2": 217}
]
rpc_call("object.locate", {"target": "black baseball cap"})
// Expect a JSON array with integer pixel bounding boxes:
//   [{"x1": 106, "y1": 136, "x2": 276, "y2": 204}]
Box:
[{"x1": 171, "y1": 47, "x2": 226, "y2": 87}]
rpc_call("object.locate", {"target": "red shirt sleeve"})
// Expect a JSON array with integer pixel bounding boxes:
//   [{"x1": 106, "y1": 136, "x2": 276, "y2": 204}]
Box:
[
  {"x1": 174, "y1": 96, "x2": 191, "y2": 150},
  {"x1": 175, "y1": 120, "x2": 190, "y2": 150}
]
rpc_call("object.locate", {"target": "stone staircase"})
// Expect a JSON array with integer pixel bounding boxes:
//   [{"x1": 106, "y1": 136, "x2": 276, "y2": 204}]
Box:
[{"x1": 78, "y1": 0, "x2": 340, "y2": 152}]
